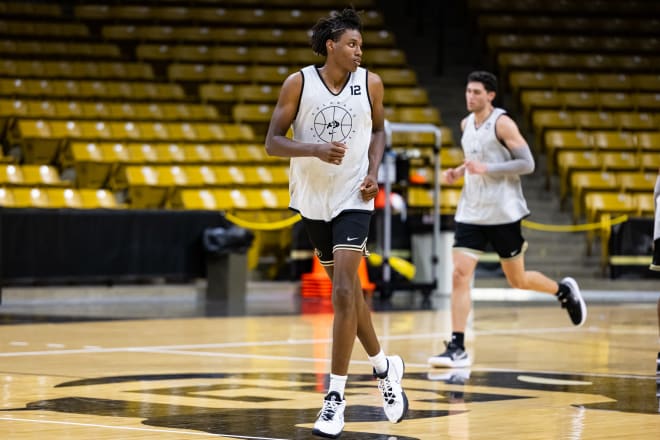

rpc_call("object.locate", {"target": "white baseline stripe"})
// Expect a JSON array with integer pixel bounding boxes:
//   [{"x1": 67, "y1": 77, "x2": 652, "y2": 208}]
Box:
[
  {"x1": 0, "y1": 325, "x2": 645, "y2": 359},
  {"x1": 0, "y1": 416, "x2": 288, "y2": 440}
]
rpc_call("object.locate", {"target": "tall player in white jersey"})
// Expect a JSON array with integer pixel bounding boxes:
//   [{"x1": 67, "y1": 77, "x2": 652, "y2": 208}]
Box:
[
  {"x1": 265, "y1": 8, "x2": 407, "y2": 438},
  {"x1": 428, "y1": 71, "x2": 588, "y2": 369}
]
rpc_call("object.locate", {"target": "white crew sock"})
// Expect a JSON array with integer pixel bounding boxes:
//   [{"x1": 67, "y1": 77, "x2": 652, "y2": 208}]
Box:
[
  {"x1": 328, "y1": 374, "x2": 347, "y2": 398},
  {"x1": 369, "y1": 350, "x2": 388, "y2": 375}
]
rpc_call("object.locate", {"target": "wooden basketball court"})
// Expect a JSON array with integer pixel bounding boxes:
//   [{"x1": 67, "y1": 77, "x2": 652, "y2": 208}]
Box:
[{"x1": 1, "y1": 289, "x2": 659, "y2": 439}]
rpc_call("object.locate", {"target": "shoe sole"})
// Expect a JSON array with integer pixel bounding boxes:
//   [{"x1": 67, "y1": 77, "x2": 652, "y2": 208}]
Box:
[
  {"x1": 562, "y1": 277, "x2": 587, "y2": 326},
  {"x1": 387, "y1": 356, "x2": 409, "y2": 424},
  {"x1": 312, "y1": 428, "x2": 341, "y2": 439},
  {"x1": 428, "y1": 356, "x2": 471, "y2": 368}
]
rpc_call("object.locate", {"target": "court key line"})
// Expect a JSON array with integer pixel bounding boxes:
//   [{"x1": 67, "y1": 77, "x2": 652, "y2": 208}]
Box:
[{"x1": 0, "y1": 416, "x2": 288, "y2": 440}]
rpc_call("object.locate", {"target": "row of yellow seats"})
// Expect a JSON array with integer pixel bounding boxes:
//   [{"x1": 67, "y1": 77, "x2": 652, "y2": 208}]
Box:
[
  {"x1": 532, "y1": 110, "x2": 660, "y2": 149},
  {"x1": 544, "y1": 130, "x2": 659, "y2": 175},
  {"x1": 406, "y1": 187, "x2": 462, "y2": 215},
  {"x1": 138, "y1": 43, "x2": 407, "y2": 68},
  {"x1": 103, "y1": 24, "x2": 395, "y2": 47},
  {"x1": 13, "y1": 120, "x2": 256, "y2": 164},
  {"x1": 510, "y1": 72, "x2": 660, "y2": 95},
  {"x1": 125, "y1": 164, "x2": 289, "y2": 188},
  {"x1": 498, "y1": 52, "x2": 658, "y2": 74},
  {"x1": 74, "y1": 143, "x2": 287, "y2": 189},
  {"x1": 0, "y1": 99, "x2": 219, "y2": 122},
  {"x1": 0, "y1": 40, "x2": 121, "y2": 59},
  {"x1": 570, "y1": 170, "x2": 658, "y2": 221},
  {"x1": 169, "y1": 63, "x2": 419, "y2": 87},
  {"x1": 556, "y1": 150, "x2": 660, "y2": 200},
  {"x1": 0, "y1": 186, "x2": 119, "y2": 209},
  {"x1": 75, "y1": 5, "x2": 385, "y2": 27},
  {"x1": 0, "y1": 164, "x2": 64, "y2": 187},
  {"x1": 0, "y1": 59, "x2": 154, "y2": 80},
  {"x1": 488, "y1": 33, "x2": 658, "y2": 56},
  {"x1": 471, "y1": 0, "x2": 654, "y2": 14},
  {"x1": 199, "y1": 84, "x2": 429, "y2": 107},
  {"x1": 177, "y1": 187, "x2": 290, "y2": 211},
  {"x1": 0, "y1": 78, "x2": 185, "y2": 101},
  {"x1": 14, "y1": 118, "x2": 255, "y2": 149},
  {"x1": 520, "y1": 90, "x2": 660, "y2": 114},
  {"x1": 71, "y1": 142, "x2": 283, "y2": 166},
  {"x1": 0, "y1": 20, "x2": 87, "y2": 38},
  {"x1": 0, "y1": 2, "x2": 62, "y2": 17},
  {"x1": 478, "y1": 14, "x2": 656, "y2": 35}
]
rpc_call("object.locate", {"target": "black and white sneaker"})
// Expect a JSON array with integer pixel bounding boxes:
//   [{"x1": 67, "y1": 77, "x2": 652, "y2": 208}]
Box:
[
  {"x1": 428, "y1": 341, "x2": 471, "y2": 368},
  {"x1": 558, "y1": 277, "x2": 587, "y2": 327},
  {"x1": 312, "y1": 391, "x2": 345, "y2": 439},
  {"x1": 373, "y1": 355, "x2": 408, "y2": 423}
]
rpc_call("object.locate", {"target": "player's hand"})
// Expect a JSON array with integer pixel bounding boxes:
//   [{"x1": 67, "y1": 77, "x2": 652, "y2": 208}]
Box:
[
  {"x1": 442, "y1": 168, "x2": 457, "y2": 184},
  {"x1": 316, "y1": 142, "x2": 347, "y2": 165},
  {"x1": 464, "y1": 159, "x2": 488, "y2": 175},
  {"x1": 360, "y1": 175, "x2": 378, "y2": 201}
]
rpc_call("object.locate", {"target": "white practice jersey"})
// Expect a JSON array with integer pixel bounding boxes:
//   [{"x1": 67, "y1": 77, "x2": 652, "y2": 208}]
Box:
[
  {"x1": 289, "y1": 65, "x2": 374, "y2": 221},
  {"x1": 456, "y1": 107, "x2": 530, "y2": 224}
]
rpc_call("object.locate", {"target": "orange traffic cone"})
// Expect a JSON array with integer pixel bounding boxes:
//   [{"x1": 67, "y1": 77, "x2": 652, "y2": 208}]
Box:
[
  {"x1": 300, "y1": 255, "x2": 332, "y2": 298},
  {"x1": 301, "y1": 255, "x2": 375, "y2": 298},
  {"x1": 358, "y1": 257, "x2": 376, "y2": 294}
]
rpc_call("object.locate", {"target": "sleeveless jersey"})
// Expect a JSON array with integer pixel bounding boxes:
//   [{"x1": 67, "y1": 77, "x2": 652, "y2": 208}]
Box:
[
  {"x1": 455, "y1": 107, "x2": 530, "y2": 224},
  {"x1": 289, "y1": 65, "x2": 373, "y2": 221}
]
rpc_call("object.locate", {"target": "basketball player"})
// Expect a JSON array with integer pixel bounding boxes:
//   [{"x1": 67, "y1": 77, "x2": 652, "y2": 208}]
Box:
[
  {"x1": 428, "y1": 71, "x2": 587, "y2": 368},
  {"x1": 265, "y1": 8, "x2": 407, "y2": 438}
]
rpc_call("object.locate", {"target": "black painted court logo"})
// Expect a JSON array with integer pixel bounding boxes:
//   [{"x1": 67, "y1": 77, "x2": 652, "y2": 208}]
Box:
[{"x1": 311, "y1": 101, "x2": 356, "y2": 143}]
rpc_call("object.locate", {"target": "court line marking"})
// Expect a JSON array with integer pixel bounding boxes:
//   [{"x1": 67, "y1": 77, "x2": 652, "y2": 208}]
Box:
[
  {"x1": 0, "y1": 325, "x2": 651, "y2": 359},
  {"x1": 0, "y1": 416, "x2": 287, "y2": 440}
]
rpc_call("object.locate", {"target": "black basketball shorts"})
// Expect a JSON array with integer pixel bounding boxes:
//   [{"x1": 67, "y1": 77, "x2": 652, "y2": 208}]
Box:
[
  {"x1": 453, "y1": 220, "x2": 527, "y2": 260},
  {"x1": 302, "y1": 211, "x2": 372, "y2": 266}
]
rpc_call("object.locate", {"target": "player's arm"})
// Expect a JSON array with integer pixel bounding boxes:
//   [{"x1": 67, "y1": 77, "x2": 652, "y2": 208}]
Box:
[
  {"x1": 265, "y1": 73, "x2": 347, "y2": 165},
  {"x1": 360, "y1": 71, "x2": 386, "y2": 201},
  {"x1": 464, "y1": 114, "x2": 534, "y2": 176},
  {"x1": 442, "y1": 118, "x2": 467, "y2": 184}
]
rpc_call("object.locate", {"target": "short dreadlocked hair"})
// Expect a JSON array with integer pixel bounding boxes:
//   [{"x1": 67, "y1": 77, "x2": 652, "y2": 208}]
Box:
[{"x1": 310, "y1": 8, "x2": 363, "y2": 56}]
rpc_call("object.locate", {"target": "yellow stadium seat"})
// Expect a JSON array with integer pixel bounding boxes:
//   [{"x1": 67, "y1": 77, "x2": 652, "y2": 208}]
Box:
[
  {"x1": 395, "y1": 107, "x2": 442, "y2": 124},
  {"x1": 544, "y1": 130, "x2": 592, "y2": 176},
  {"x1": 362, "y1": 48, "x2": 407, "y2": 68},
  {"x1": 562, "y1": 91, "x2": 599, "y2": 110},
  {"x1": 601, "y1": 151, "x2": 639, "y2": 172},
  {"x1": 531, "y1": 110, "x2": 575, "y2": 149},
  {"x1": 591, "y1": 131, "x2": 636, "y2": 152},
  {"x1": 598, "y1": 92, "x2": 634, "y2": 111},
  {"x1": 636, "y1": 131, "x2": 660, "y2": 150},
  {"x1": 639, "y1": 152, "x2": 660, "y2": 171},
  {"x1": 508, "y1": 71, "x2": 554, "y2": 96},
  {"x1": 249, "y1": 65, "x2": 292, "y2": 84},
  {"x1": 45, "y1": 188, "x2": 83, "y2": 209},
  {"x1": 570, "y1": 171, "x2": 619, "y2": 221},
  {"x1": 232, "y1": 104, "x2": 274, "y2": 124},
  {"x1": 0, "y1": 187, "x2": 15, "y2": 206},
  {"x1": 11, "y1": 119, "x2": 62, "y2": 164},
  {"x1": 617, "y1": 171, "x2": 657, "y2": 193},
  {"x1": 378, "y1": 68, "x2": 418, "y2": 87},
  {"x1": 70, "y1": 142, "x2": 114, "y2": 188},
  {"x1": 235, "y1": 84, "x2": 279, "y2": 104},
  {"x1": 125, "y1": 165, "x2": 171, "y2": 208},
  {"x1": 617, "y1": 112, "x2": 656, "y2": 131},
  {"x1": 12, "y1": 187, "x2": 49, "y2": 208},
  {"x1": 633, "y1": 74, "x2": 660, "y2": 92},
  {"x1": 385, "y1": 87, "x2": 429, "y2": 107},
  {"x1": 21, "y1": 164, "x2": 65, "y2": 186},
  {"x1": 634, "y1": 192, "x2": 655, "y2": 217},
  {"x1": 634, "y1": 93, "x2": 660, "y2": 111},
  {"x1": 556, "y1": 151, "x2": 600, "y2": 200},
  {"x1": 78, "y1": 188, "x2": 118, "y2": 208},
  {"x1": 179, "y1": 188, "x2": 221, "y2": 210},
  {"x1": 199, "y1": 83, "x2": 237, "y2": 104},
  {"x1": 573, "y1": 111, "x2": 616, "y2": 130},
  {"x1": 193, "y1": 123, "x2": 226, "y2": 142},
  {"x1": 554, "y1": 72, "x2": 592, "y2": 90},
  {"x1": 520, "y1": 90, "x2": 562, "y2": 114},
  {"x1": 0, "y1": 163, "x2": 24, "y2": 186},
  {"x1": 220, "y1": 124, "x2": 255, "y2": 142}
]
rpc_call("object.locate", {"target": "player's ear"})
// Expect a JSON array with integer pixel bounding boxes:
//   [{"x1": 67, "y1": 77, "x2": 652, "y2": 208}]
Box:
[{"x1": 326, "y1": 39, "x2": 334, "y2": 53}]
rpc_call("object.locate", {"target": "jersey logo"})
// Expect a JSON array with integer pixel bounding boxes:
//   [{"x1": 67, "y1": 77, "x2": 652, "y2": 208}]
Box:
[
  {"x1": 346, "y1": 236, "x2": 359, "y2": 242},
  {"x1": 311, "y1": 101, "x2": 356, "y2": 143}
]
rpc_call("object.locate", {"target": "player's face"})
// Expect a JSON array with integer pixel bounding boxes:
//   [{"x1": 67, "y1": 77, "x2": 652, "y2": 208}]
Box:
[
  {"x1": 465, "y1": 81, "x2": 495, "y2": 112},
  {"x1": 331, "y1": 29, "x2": 363, "y2": 72}
]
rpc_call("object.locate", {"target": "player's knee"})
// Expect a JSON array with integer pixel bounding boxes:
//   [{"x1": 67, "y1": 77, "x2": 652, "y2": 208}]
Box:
[{"x1": 332, "y1": 283, "x2": 354, "y2": 309}]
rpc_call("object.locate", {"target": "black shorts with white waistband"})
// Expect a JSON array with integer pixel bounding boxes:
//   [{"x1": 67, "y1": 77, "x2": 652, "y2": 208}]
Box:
[
  {"x1": 302, "y1": 210, "x2": 372, "y2": 266},
  {"x1": 453, "y1": 220, "x2": 527, "y2": 260}
]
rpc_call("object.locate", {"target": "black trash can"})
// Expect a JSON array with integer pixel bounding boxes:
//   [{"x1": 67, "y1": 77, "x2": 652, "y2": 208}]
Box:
[{"x1": 203, "y1": 225, "x2": 254, "y2": 315}]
